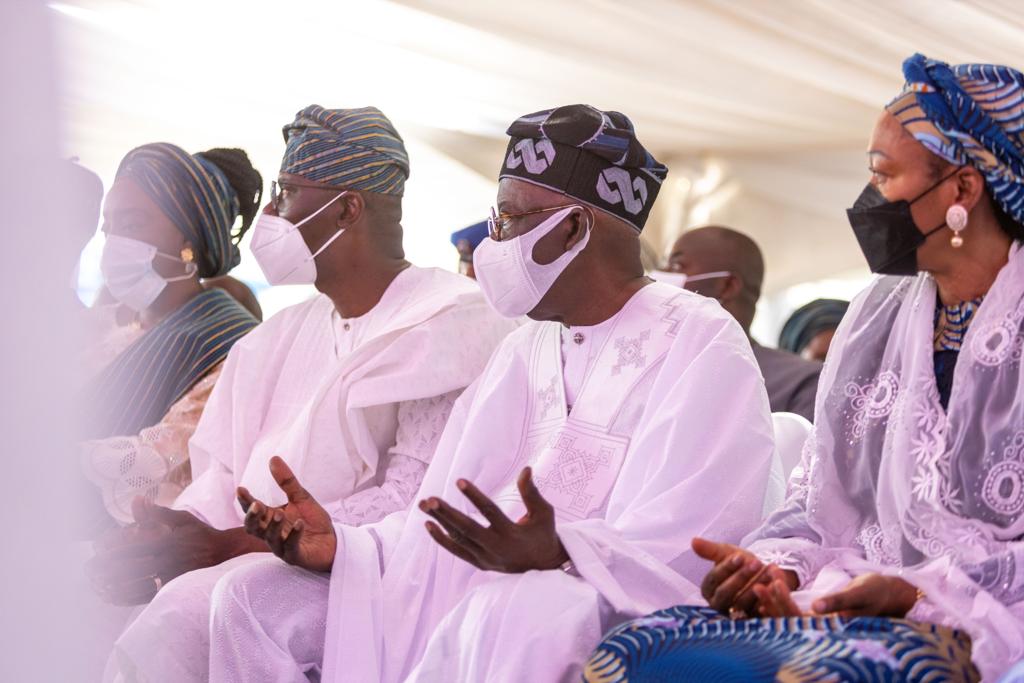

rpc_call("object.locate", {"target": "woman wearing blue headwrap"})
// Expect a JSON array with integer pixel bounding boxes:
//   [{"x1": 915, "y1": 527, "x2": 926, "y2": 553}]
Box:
[
  {"x1": 587, "y1": 54, "x2": 1024, "y2": 682},
  {"x1": 80, "y1": 144, "x2": 263, "y2": 531},
  {"x1": 778, "y1": 298, "x2": 849, "y2": 361}
]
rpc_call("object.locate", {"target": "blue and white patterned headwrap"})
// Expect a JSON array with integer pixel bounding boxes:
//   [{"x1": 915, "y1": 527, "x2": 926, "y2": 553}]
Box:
[{"x1": 887, "y1": 53, "x2": 1024, "y2": 226}]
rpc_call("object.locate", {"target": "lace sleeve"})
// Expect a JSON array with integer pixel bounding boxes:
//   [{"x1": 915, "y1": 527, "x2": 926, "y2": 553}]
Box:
[
  {"x1": 79, "y1": 362, "x2": 224, "y2": 524},
  {"x1": 327, "y1": 390, "x2": 459, "y2": 526},
  {"x1": 743, "y1": 430, "x2": 838, "y2": 587}
]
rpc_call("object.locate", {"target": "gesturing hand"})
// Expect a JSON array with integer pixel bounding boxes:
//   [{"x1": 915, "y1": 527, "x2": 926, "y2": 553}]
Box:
[
  {"x1": 419, "y1": 467, "x2": 569, "y2": 573},
  {"x1": 692, "y1": 537, "x2": 799, "y2": 618},
  {"x1": 236, "y1": 456, "x2": 336, "y2": 573},
  {"x1": 811, "y1": 573, "x2": 919, "y2": 618}
]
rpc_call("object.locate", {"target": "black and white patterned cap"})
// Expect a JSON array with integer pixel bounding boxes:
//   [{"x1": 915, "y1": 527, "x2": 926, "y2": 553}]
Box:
[{"x1": 499, "y1": 104, "x2": 668, "y2": 231}]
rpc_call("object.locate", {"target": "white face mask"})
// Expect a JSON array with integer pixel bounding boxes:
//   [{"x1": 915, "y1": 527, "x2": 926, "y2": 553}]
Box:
[
  {"x1": 100, "y1": 234, "x2": 197, "y2": 312},
  {"x1": 649, "y1": 270, "x2": 687, "y2": 288},
  {"x1": 250, "y1": 192, "x2": 347, "y2": 286},
  {"x1": 649, "y1": 269, "x2": 731, "y2": 290},
  {"x1": 473, "y1": 206, "x2": 590, "y2": 318}
]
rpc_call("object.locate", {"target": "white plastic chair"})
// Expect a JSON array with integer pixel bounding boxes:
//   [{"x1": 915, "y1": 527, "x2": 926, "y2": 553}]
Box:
[
  {"x1": 762, "y1": 412, "x2": 813, "y2": 518},
  {"x1": 772, "y1": 412, "x2": 813, "y2": 480}
]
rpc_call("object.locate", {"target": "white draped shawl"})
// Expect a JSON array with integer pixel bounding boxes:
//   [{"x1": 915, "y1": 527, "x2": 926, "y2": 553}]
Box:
[{"x1": 747, "y1": 243, "x2": 1024, "y2": 681}]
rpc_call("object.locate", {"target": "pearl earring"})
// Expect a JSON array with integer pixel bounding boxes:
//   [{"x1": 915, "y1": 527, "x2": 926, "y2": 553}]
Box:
[{"x1": 946, "y1": 204, "x2": 968, "y2": 248}]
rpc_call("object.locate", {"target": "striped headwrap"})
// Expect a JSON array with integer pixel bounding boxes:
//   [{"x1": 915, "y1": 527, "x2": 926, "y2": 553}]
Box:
[
  {"x1": 886, "y1": 53, "x2": 1024, "y2": 225},
  {"x1": 115, "y1": 143, "x2": 242, "y2": 278},
  {"x1": 280, "y1": 105, "x2": 410, "y2": 195}
]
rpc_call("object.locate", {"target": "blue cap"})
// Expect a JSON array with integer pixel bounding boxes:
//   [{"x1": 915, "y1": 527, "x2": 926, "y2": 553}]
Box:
[{"x1": 451, "y1": 220, "x2": 489, "y2": 251}]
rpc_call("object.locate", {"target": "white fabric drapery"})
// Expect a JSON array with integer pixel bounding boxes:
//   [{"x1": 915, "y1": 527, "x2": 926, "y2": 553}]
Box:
[{"x1": 54, "y1": 0, "x2": 1024, "y2": 296}]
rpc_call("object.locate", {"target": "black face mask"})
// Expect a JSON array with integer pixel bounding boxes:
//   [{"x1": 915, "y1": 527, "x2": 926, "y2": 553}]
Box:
[{"x1": 845, "y1": 170, "x2": 958, "y2": 276}]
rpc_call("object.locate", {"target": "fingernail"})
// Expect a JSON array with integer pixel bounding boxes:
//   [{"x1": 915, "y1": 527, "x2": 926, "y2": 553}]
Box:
[
  {"x1": 746, "y1": 559, "x2": 760, "y2": 571},
  {"x1": 812, "y1": 600, "x2": 826, "y2": 612},
  {"x1": 456, "y1": 479, "x2": 467, "y2": 490},
  {"x1": 731, "y1": 556, "x2": 744, "y2": 568},
  {"x1": 418, "y1": 500, "x2": 427, "y2": 511}
]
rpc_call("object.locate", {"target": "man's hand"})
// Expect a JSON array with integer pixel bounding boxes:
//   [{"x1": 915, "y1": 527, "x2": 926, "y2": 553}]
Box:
[
  {"x1": 692, "y1": 537, "x2": 799, "y2": 618},
  {"x1": 237, "y1": 456, "x2": 336, "y2": 573},
  {"x1": 811, "y1": 573, "x2": 919, "y2": 618},
  {"x1": 86, "y1": 499, "x2": 228, "y2": 605},
  {"x1": 419, "y1": 467, "x2": 569, "y2": 573}
]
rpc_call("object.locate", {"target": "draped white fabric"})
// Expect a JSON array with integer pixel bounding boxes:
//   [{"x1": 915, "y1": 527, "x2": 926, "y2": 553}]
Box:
[{"x1": 54, "y1": 0, "x2": 1024, "y2": 298}]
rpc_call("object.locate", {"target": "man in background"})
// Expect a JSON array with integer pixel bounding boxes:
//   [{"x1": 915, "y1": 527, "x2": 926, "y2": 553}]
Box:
[{"x1": 667, "y1": 225, "x2": 821, "y2": 421}]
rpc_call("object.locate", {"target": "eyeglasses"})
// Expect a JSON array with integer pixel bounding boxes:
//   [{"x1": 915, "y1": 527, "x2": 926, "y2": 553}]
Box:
[
  {"x1": 270, "y1": 179, "x2": 347, "y2": 210},
  {"x1": 487, "y1": 204, "x2": 581, "y2": 242}
]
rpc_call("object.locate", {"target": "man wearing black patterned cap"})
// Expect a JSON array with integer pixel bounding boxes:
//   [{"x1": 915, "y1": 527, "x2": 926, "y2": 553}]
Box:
[{"x1": 214, "y1": 105, "x2": 774, "y2": 683}]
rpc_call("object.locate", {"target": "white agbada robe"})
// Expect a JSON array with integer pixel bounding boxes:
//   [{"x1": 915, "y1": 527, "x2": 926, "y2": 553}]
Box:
[
  {"x1": 110, "y1": 266, "x2": 516, "y2": 682},
  {"x1": 208, "y1": 282, "x2": 774, "y2": 683}
]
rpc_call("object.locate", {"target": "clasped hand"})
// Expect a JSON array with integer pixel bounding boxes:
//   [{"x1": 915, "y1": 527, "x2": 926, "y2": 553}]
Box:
[{"x1": 692, "y1": 537, "x2": 919, "y2": 619}]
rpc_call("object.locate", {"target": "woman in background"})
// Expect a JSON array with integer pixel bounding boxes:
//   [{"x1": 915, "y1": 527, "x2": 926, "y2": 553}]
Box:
[{"x1": 778, "y1": 298, "x2": 848, "y2": 362}]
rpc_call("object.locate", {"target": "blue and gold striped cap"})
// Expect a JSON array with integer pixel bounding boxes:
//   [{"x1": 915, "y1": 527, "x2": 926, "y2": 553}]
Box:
[{"x1": 280, "y1": 105, "x2": 410, "y2": 196}]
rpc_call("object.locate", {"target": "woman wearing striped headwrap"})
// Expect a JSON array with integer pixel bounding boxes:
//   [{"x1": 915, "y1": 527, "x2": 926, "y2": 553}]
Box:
[
  {"x1": 79, "y1": 143, "x2": 263, "y2": 529},
  {"x1": 586, "y1": 54, "x2": 1024, "y2": 682}
]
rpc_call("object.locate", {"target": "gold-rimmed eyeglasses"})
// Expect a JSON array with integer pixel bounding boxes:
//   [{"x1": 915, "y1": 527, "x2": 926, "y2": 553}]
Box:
[{"x1": 487, "y1": 204, "x2": 583, "y2": 242}]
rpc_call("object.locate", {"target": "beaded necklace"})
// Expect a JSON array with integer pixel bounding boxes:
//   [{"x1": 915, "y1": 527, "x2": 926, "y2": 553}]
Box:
[{"x1": 933, "y1": 297, "x2": 984, "y2": 351}]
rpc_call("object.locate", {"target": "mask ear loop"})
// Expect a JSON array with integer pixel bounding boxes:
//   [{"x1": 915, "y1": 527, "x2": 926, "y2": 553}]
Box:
[
  {"x1": 308, "y1": 224, "x2": 347, "y2": 261},
  {"x1": 154, "y1": 245, "x2": 199, "y2": 282},
  {"x1": 304, "y1": 191, "x2": 352, "y2": 261},
  {"x1": 907, "y1": 167, "x2": 962, "y2": 205},
  {"x1": 581, "y1": 205, "x2": 596, "y2": 233},
  {"x1": 903, "y1": 168, "x2": 964, "y2": 248},
  {"x1": 562, "y1": 204, "x2": 595, "y2": 257},
  {"x1": 686, "y1": 271, "x2": 732, "y2": 283}
]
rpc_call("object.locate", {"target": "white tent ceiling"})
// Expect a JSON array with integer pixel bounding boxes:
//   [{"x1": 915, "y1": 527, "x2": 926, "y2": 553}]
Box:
[{"x1": 53, "y1": 0, "x2": 1024, "y2": 306}]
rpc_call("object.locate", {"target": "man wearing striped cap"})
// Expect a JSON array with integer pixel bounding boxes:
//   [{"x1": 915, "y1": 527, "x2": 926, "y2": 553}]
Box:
[{"x1": 107, "y1": 105, "x2": 516, "y2": 680}]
